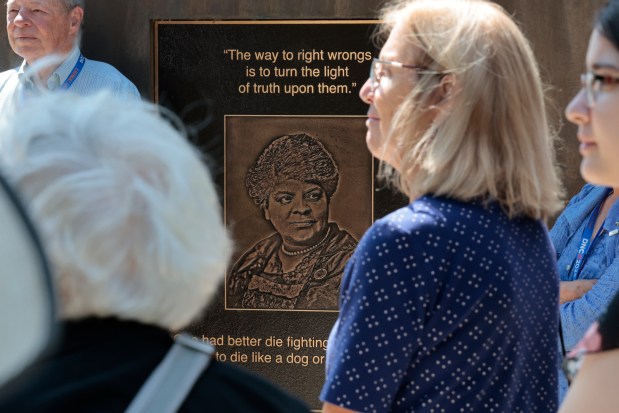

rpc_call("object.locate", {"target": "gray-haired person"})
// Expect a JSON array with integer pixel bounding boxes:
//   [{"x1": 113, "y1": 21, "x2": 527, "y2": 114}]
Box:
[
  {"x1": 228, "y1": 133, "x2": 358, "y2": 310},
  {"x1": 0, "y1": 91, "x2": 310, "y2": 412}
]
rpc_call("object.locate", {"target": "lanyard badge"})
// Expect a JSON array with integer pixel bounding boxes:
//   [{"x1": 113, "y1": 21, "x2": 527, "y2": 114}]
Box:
[
  {"x1": 571, "y1": 188, "x2": 613, "y2": 279},
  {"x1": 60, "y1": 54, "x2": 85, "y2": 90}
]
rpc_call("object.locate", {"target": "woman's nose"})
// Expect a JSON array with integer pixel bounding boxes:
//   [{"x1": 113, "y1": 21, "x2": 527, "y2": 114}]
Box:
[
  {"x1": 359, "y1": 78, "x2": 374, "y2": 104},
  {"x1": 565, "y1": 88, "x2": 590, "y2": 126},
  {"x1": 291, "y1": 197, "x2": 311, "y2": 214}
]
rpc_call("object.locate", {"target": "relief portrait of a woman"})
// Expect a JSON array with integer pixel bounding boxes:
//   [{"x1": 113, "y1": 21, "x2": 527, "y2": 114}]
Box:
[{"x1": 227, "y1": 133, "x2": 357, "y2": 310}]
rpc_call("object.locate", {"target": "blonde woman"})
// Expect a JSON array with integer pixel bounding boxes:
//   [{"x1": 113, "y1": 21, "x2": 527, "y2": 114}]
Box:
[{"x1": 320, "y1": 0, "x2": 563, "y2": 412}]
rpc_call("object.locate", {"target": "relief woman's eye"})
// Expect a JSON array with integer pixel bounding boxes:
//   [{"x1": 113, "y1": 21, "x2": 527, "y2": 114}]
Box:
[
  {"x1": 275, "y1": 194, "x2": 294, "y2": 205},
  {"x1": 306, "y1": 190, "x2": 323, "y2": 202}
]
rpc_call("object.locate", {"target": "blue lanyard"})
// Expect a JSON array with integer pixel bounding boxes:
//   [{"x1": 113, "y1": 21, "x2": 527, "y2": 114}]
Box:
[
  {"x1": 571, "y1": 188, "x2": 613, "y2": 279},
  {"x1": 60, "y1": 54, "x2": 85, "y2": 90}
]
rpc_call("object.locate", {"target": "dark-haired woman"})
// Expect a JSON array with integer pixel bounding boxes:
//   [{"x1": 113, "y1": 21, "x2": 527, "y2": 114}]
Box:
[{"x1": 558, "y1": 2, "x2": 619, "y2": 411}]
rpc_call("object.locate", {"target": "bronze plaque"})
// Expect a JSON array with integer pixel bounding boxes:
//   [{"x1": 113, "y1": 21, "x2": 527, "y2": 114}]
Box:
[{"x1": 154, "y1": 20, "x2": 378, "y2": 409}]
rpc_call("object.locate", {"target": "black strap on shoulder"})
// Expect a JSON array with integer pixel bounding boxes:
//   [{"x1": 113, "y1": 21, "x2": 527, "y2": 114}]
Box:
[
  {"x1": 125, "y1": 333, "x2": 215, "y2": 413},
  {"x1": 559, "y1": 318, "x2": 567, "y2": 358}
]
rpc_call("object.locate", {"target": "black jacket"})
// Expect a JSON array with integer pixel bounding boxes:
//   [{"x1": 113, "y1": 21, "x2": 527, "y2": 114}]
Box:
[{"x1": 0, "y1": 317, "x2": 311, "y2": 413}]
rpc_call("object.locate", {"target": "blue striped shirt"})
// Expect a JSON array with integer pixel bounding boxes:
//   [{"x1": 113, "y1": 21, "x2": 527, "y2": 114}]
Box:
[{"x1": 549, "y1": 184, "x2": 619, "y2": 402}]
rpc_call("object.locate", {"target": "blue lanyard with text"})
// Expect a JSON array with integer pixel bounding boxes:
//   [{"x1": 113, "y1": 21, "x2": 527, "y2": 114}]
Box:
[
  {"x1": 60, "y1": 54, "x2": 85, "y2": 90},
  {"x1": 571, "y1": 188, "x2": 613, "y2": 279}
]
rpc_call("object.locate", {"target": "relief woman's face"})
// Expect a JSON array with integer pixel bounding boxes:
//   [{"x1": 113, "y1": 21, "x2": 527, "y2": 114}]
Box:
[{"x1": 265, "y1": 179, "x2": 329, "y2": 250}]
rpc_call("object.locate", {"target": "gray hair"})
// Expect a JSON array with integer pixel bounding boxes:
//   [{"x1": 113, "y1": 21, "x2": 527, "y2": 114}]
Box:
[
  {"x1": 58, "y1": 0, "x2": 84, "y2": 11},
  {"x1": 0, "y1": 91, "x2": 231, "y2": 331}
]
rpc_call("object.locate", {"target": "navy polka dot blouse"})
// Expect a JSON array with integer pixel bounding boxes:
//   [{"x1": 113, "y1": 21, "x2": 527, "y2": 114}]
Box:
[{"x1": 321, "y1": 195, "x2": 559, "y2": 412}]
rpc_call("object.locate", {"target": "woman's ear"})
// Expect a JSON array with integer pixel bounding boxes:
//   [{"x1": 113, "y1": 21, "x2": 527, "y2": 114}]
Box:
[
  {"x1": 436, "y1": 73, "x2": 456, "y2": 106},
  {"x1": 263, "y1": 204, "x2": 271, "y2": 221},
  {"x1": 428, "y1": 73, "x2": 458, "y2": 118}
]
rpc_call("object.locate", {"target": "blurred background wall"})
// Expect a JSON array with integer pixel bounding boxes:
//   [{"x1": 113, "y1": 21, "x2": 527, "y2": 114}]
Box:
[{"x1": 0, "y1": 0, "x2": 608, "y2": 212}]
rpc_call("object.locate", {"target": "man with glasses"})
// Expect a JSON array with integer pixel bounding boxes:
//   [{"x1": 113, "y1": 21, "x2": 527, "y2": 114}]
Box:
[{"x1": 0, "y1": 0, "x2": 139, "y2": 112}]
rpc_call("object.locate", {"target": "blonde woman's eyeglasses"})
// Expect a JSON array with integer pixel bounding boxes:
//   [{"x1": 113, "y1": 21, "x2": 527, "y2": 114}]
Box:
[{"x1": 369, "y1": 58, "x2": 437, "y2": 89}]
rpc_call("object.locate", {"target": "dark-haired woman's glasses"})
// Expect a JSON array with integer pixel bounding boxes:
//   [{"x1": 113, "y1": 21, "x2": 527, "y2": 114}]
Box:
[
  {"x1": 581, "y1": 72, "x2": 619, "y2": 106},
  {"x1": 369, "y1": 58, "x2": 432, "y2": 89}
]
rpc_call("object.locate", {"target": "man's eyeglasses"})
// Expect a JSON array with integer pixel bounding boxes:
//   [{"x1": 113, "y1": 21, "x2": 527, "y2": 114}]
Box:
[
  {"x1": 369, "y1": 58, "x2": 435, "y2": 89},
  {"x1": 581, "y1": 72, "x2": 619, "y2": 106}
]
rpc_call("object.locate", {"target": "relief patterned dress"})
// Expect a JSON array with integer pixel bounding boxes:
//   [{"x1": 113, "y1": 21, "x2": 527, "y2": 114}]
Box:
[{"x1": 227, "y1": 223, "x2": 357, "y2": 310}]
